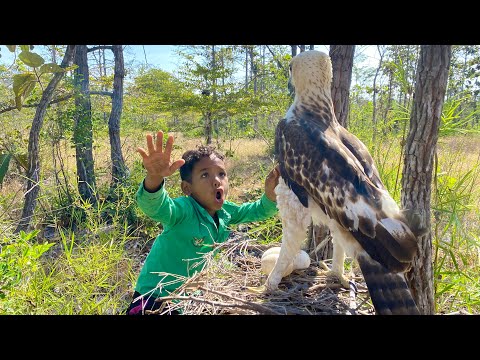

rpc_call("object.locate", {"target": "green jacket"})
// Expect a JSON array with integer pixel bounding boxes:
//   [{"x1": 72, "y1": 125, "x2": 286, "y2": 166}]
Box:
[{"x1": 134, "y1": 179, "x2": 278, "y2": 299}]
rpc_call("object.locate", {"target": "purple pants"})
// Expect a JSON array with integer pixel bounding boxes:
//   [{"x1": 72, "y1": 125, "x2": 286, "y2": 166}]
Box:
[{"x1": 125, "y1": 291, "x2": 180, "y2": 315}]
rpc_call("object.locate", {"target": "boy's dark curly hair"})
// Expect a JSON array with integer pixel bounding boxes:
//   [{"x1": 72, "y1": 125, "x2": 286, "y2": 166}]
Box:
[{"x1": 180, "y1": 145, "x2": 225, "y2": 183}]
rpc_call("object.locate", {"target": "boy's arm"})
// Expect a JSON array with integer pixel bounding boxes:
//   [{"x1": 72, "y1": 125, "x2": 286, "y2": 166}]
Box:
[
  {"x1": 136, "y1": 130, "x2": 187, "y2": 226},
  {"x1": 226, "y1": 193, "x2": 278, "y2": 224},
  {"x1": 136, "y1": 178, "x2": 187, "y2": 226}
]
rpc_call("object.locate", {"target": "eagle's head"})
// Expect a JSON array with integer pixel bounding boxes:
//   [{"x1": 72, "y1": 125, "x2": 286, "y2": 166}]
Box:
[{"x1": 288, "y1": 50, "x2": 333, "y2": 96}]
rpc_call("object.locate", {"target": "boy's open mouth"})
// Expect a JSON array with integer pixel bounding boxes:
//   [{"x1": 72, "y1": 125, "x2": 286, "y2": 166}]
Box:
[{"x1": 215, "y1": 189, "x2": 224, "y2": 202}]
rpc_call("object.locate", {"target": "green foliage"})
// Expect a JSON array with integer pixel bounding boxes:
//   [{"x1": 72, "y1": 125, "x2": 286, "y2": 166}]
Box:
[
  {"x1": 440, "y1": 93, "x2": 480, "y2": 136},
  {"x1": 8, "y1": 45, "x2": 68, "y2": 111},
  {"x1": 0, "y1": 230, "x2": 54, "y2": 302},
  {"x1": 432, "y1": 166, "x2": 480, "y2": 312},
  {"x1": 18, "y1": 51, "x2": 44, "y2": 68},
  {"x1": 13, "y1": 73, "x2": 37, "y2": 110}
]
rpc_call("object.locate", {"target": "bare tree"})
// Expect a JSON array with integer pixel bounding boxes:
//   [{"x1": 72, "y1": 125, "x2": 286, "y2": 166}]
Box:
[
  {"x1": 401, "y1": 45, "x2": 451, "y2": 315},
  {"x1": 15, "y1": 45, "x2": 76, "y2": 233},
  {"x1": 291, "y1": 45, "x2": 297, "y2": 57},
  {"x1": 372, "y1": 45, "x2": 386, "y2": 145},
  {"x1": 109, "y1": 45, "x2": 128, "y2": 187}
]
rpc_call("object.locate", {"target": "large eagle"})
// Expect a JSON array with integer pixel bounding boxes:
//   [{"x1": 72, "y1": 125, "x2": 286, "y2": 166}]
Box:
[{"x1": 267, "y1": 50, "x2": 420, "y2": 315}]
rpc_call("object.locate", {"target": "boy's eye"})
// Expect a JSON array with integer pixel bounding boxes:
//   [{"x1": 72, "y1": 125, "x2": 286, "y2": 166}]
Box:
[
  {"x1": 219, "y1": 172, "x2": 226, "y2": 177},
  {"x1": 201, "y1": 173, "x2": 208, "y2": 178}
]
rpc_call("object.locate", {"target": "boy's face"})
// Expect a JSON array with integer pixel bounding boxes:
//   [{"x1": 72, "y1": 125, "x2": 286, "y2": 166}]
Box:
[{"x1": 181, "y1": 155, "x2": 228, "y2": 217}]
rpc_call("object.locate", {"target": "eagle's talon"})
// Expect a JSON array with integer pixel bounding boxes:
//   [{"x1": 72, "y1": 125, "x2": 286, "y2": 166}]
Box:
[
  {"x1": 326, "y1": 270, "x2": 350, "y2": 289},
  {"x1": 318, "y1": 260, "x2": 330, "y2": 272},
  {"x1": 246, "y1": 284, "x2": 267, "y2": 294}
]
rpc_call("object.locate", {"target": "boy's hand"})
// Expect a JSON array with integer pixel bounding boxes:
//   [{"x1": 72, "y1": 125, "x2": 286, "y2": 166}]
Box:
[
  {"x1": 137, "y1": 131, "x2": 185, "y2": 191},
  {"x1": 264, "y1": 165, "x2": 280, "y2": 202}
]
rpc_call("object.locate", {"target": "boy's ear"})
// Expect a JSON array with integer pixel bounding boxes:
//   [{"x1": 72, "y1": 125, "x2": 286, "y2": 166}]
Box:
[{"x1": 181, "y1": 180, "x2": 192, "y2": 195}]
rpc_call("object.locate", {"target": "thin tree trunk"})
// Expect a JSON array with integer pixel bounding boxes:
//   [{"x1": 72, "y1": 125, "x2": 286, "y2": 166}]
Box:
[
  {"x1": 250, "y1": 46, "x2": 258, "y2": 133},
  {"x1": 109, "y1": 45, "x2": 128, "y2": 187},
  {"x1": 384, "y1": 67, "x2": 394, "y2": 131},
  {"x1": 15, "y1": 45, "x2": 76, "y2": 233},
  {"x1": 205, "y1": 111, "x2": 212, "y2": 145},
  {"x1": 329, "y1": 45, "x2": 355, "y2": 128},
  {"x1": 245, "y1": 46, "x2": 248, "y2": 89},
  {"x1": 401, "y1": 45, "x2": 451, "y2": 315},
  {"x1": 291, "y1": 45, "x2": 297, "y2": 57},
  {"x1": 73, "y1": 45, "x2": 97, "y2": 205},
  {"x1": 372, "y1": 45, "x2": 385, "y2": 145}
]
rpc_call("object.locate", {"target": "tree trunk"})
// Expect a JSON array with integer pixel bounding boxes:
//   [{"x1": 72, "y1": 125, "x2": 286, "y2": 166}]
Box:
[
  {"x1": 250, "y1": 46, "x2": 258, "y2": 133},
  {"x1": 205, "y1": 111, "x2": 212, "y2": 145},
  {"x1": 401, "y1": 45, "x2": 451, "y2": 315},
  {"x1": 291, "y1": 45, "x2": 297, "y2": 57},
  {"x1": 372, "y1": 45, "x2": 385, "y2": 145},
  {"x1": 109, "y1": 45, "x2": 128, "y2": 187},
  {"x1": 329, "y1": 45, "x2": 355, "y2": 128},
  {"x1": 73, "y1": 45, "x2": 97, "y2": 205},
  {"x1": 15, "y1": 45, "x2": 76, "y2": 233}
]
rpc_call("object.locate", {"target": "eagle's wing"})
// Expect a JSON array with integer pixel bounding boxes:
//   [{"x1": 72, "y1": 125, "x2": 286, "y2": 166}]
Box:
[{"x1": 276, "y1": 111, "x2": 418, "y2": 274}]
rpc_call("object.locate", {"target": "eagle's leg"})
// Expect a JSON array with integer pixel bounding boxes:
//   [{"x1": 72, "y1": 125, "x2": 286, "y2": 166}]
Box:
[
  {"x1": 265, "y1": 177, "x2": 311, "y2": 291},
  {"x1": 328, "y1": 239, "x2": 350, "y2": 288},
  {"x1": 265, "y1": 221, "x2": 306, "y2": 290}
]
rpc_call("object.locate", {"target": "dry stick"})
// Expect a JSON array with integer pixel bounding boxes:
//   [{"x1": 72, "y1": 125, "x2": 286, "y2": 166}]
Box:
[
  {"x1": 197, "y1": 286, "x2": 284, "y2": 315},
  {"x1": 160, "y1": 294, "x2": 282, "y2": 315}
]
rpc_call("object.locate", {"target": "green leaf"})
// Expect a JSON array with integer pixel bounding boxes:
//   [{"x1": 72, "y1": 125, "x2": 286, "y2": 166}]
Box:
[
  {"x1": 40, "y1": 62, "x2": 64, "y2": 75},
  {"x1": 13, "y1": 73, "x2": 36, "y2": 95},
  {"x1": 18, "y1": 51, "x2": 45, "y2": 68},
  {"x1": 19, "y1": 45, "x2": 30, "y2": 52},
  {"x1": 0, "y1": 152, "x2": 12, "y2": 185},
  {"x1": 13, "y1": 73, "x2": 37, "y2": 111},
  {"x1": 6, "y1": 45, "x2": 16, "y2": 52}
]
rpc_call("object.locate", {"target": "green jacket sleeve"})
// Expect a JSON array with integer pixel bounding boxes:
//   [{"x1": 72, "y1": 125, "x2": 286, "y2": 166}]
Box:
[
  {"x1": 135, "y1": 179, "x2": 188, "y2": 227},
  {"x1": 226, "y1": 193, "x2": 278, "y2": 225}
]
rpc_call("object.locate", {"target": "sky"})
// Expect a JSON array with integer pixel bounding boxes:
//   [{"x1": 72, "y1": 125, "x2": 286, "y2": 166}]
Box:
[
  {"x1": 0, "y1": 45, "x2": 380, "y2": 74},
  {"x1": 125, "y1": 45, "x2": 380, "y2": 72}
]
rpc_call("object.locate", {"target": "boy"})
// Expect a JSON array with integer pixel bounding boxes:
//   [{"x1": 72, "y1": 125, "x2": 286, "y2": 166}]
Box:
[{"x1": 126, "y1": 131, "x2": 279, "y2": 314}]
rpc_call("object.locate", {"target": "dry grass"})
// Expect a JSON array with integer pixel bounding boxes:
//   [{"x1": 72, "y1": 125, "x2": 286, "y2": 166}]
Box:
[{"x1": 145, "y1": 232, "x2": 375, "y2": 315}]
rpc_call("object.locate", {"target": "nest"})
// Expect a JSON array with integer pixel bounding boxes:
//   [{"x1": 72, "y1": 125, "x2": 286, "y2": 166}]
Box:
[{"x1": 149, "y1": 232, "x2": 376, "y2": 315}]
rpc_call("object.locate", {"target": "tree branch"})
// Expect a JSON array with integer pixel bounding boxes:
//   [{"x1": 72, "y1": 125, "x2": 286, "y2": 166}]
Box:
[
  {"x1": 0, "y1": 91, "x2": 114, "y2": 114},
  {"x1": 265, "y1": 45, "x2": 287, "y2": 71},
  {"x1": 88, "y1": 46, "x2": 113, "y2": 52}
]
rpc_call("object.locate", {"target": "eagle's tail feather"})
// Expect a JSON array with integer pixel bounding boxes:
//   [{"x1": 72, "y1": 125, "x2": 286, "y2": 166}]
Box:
[{"x1": 357, "y1": 253, "x2": 420, "y2": 315}]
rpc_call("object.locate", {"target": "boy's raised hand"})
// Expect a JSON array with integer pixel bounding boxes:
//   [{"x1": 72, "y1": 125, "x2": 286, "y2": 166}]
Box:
[
  {"x1": 264, "y1": 165, "x2": 280, "y2": 202},
  {"x1": 137, "y1": 131, "x2": 185, "y2": 191}
]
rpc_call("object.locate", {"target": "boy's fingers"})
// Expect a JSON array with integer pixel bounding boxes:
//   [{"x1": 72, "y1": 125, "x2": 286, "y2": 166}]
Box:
[
  {"x1": 156, "y1": 131, "x2": 164, "y2": 153},
  {"x1": 137, "y1": 147, "x2": 148, "y2": 160},
  {"x1": 146, "y1": 134, "x2": 155, "y2": 155},
  {"x1": 170, "y1": 159, "x2": 185, "y2": 173},
  {"x1": 268, "y1": 167, "x2": 278, "y2": 178},
  {"x1": 164, "y1": 135, "x2": 174, "y2": 158}
]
